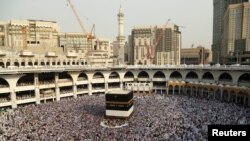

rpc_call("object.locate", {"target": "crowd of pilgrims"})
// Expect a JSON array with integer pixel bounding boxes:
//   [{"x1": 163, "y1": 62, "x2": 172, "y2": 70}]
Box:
[{"x1": 0, "y1": 94, "x2": 249, "y2": 141}]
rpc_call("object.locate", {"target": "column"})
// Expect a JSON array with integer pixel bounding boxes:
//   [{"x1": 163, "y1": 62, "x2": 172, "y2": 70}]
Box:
[
  {"x1": 191, "y1": 87, "x2": 194, "y2": 97},
  {"x1": 10, "y1": 90, "x2": 17, "y2": 108},
  {"x1": 34, "y1": 74, "x2": 40, "y2": 104},
  {"x1": 105, "y1": 82, "x2": 108, "y2": 94},
  {"x1": 142, "y1": 85, "x2": 146, "y2": 95},
  {"x1": 10, "y1": 61, "x2": 14, "y2": 67},
  {"x1": 73, "y1": 83, "x2": 77, "y2": 98},
  {"x1": 120, "y1": 82, "x2": 123, "y2": 89},
  {"x1": 201, "y1": 89, "x2": 203, "y2": 98},
  {"x1": 88, "y1": 82, "x2": 92, "y2": 95},
  {"x1": 220, "y1": 89, "x2": 223, "y2": 101},
  {"x1": 243, "y1": 95, "x2": 246, "y2": 106},
  {"x1": 137, "y1": 84, "x2": 139, "y2": 95},
  {"x1": 55, "y1": 73, "x2": 60, "y2": 101},
  {"x1": 25, "y1": 59, "x2": 28, "y2": 66},
  {"x1": 173, "y1": 87, "x2": 175, "y2": 95},
  {"x1": 227, "y1": 92, "x2": 231, "y2": 102},
  {"x1": 49, "y1": 61, "x2": 52, "y2": 66},
  {"x1": 236, "y1": 93, "x2": 238, "y2": 104},
  {"x1": 190, "y1": 87, "x2": 193, "y2": 97},
  {"x1": 166, "y1": 87, "x2": 169, "y2": 95},
  {"x1": 248, "y1": 95, "x2": 250, "y2": 106}
]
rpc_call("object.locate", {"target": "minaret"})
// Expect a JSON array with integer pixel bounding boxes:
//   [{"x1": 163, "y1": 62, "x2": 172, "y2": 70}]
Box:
[
  {"x1": 114, "y1": 5, "x2": 125, "y2": 64},
  {"x1": 117, "y1": 5, "x2": 125, "y2": 41}
]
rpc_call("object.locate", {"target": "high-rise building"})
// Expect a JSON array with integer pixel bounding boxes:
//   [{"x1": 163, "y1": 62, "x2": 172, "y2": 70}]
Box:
[
  {"x1": 212, "y1": 0, "x2": 248, "y2": 64},
  {"x1": 222, "y1": 2, "x2": 250, "y2": 64},
  {"x1": 129, "y1": 24, "x2": 181, "y2": 65}
]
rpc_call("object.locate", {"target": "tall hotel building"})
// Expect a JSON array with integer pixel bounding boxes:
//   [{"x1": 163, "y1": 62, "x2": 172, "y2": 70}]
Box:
[
  {"x1": 212, "y1": 0, "x2": 249, "y2": 64},
  {"x1": 129, "y1": 24, "x2": 181, "y2": 65},
  {"x1": 222, "y1": 2, "x2": 250, "y2": 64}
]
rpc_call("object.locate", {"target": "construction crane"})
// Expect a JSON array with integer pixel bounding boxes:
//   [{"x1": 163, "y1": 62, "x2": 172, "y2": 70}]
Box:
[
  {"x1": 66, "y1": 0, "x2": 95, "y2": 51},
  {"x1": 144, "y1": 19, "x2": 171, "y2": 61}
]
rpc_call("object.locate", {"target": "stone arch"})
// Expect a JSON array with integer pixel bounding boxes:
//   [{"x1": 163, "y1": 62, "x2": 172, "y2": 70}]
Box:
[
  {"x1": 72, "y1": 60, "x2": 76, "y2": 65},
  {"x1": 40, "y1": 59, "x2": 45, "y2": 66},
  {"x1": 109, "y1": 71, "x2": 120, "y2": 79},
  {"x1": 152, "y1": 71, "x2": 166, "y2": 89},
  {"x1": 138, "y1": 71, "x2": 149, "y2": 79},
  {"x1": 28, "y1": 59, "x2": 33, "y2": 66},
  {"x1": 46, "y1": 60, "x2": 50, "y2": 66},
  {"x1": 202, "y1": 72, "x2": 214, "y2": 80},
  {"x1": 20, "y1": 59, "x2": 25, "y2": 66},
  {"x1": 153, "y1": 71, "x2": 166, "y2": 79},
  {"x1": 108, "y1": 71, "x2": 120, "y2": 89},
  {"x1": 0, "y1": 59, "x2": 5, "y2": 68},
  {"x1": 0, "y1": 77, "x2": 9, "y2": 88},
  {"x1": 169, "y1": 71, "x2": 182, "y2": 80},
  {"x1": 38, "y1": 72, "x2": 55, "y2": 84},
  {"x1": 34, "y1": 59, "x2": 39, "y2": 66},
  {"x1": 219, "y1": 72, "x2": 233, "y2": 85},
  {"x1": 6, "y1": 59, "x2": 11, "y2": 68},
  {"x1": 78, "y1": 72, "x2": 88, "y2": 81},
  {"x1": 57, "y1": 60, "x2": 61, "y2": 66},
  {"x1": 124, "y1": 71, "x2": 134, "y2": 79},
  {"x1": 51, "y1": 59, "x2": 56, "y2": 66},
  {"x1": 14, "y1": 59, "x2": 19, "y2": 67},
  {"x1": 63, "y1": 60, "x2": 67, "y2": 65},
  {"x1": 93, "y1": 72, "x2": 105, "y2": 79},
  {"x1": 92, "y1": 72, "x2": 105, "y2": 91},
  {"x1": 186, "y1": 71, "x2": 198, "y2": 80},
  {"x1": 59, "y1": 72, "x2": 73, "y2": 82},
  {"x1": 16, "y1": 74, "x2": 34, "y2": 86},
  {"x1": 238, "y1": 73, "x2": 250, "y2": 87}
]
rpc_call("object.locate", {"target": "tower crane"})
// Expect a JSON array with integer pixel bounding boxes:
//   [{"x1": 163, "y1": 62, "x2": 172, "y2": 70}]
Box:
[
  {"x1": 66, "y1": 0, "x2": 95, "y2": 51},
  {"x1": 144, "y1": 19, "x2": 171, "y2": 61}
]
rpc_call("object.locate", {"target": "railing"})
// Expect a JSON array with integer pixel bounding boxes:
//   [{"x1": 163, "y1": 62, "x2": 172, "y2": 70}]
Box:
[
  {"x1": 17, "y1": 82, "x2": 34, "y2": 87},
  {"x1": 60, "y1": 90, "x2": 73, "y2": 94},
  {"x1": 0, "y1": 85, "x2": 9, "y2": 88},
  {"x1": 0, "y1": 98, "x2": 10, "y2": 103},
  {"x1": 16, "y1": 95, "x2": 35, "y2": 100},
  {"x1": 1, "y1": 64, "x2": 250, "y2": 73}
]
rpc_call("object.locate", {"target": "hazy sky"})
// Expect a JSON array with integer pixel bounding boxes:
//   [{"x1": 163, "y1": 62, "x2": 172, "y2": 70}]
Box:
[{"x1": 0, "y1": 0, "x2": 213, "y2": 48}]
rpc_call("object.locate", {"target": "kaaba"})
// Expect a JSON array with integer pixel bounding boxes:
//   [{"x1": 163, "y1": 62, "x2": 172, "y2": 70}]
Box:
[{"x1": 105, "y1": 90, "x2": 133, "y2": 118}]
